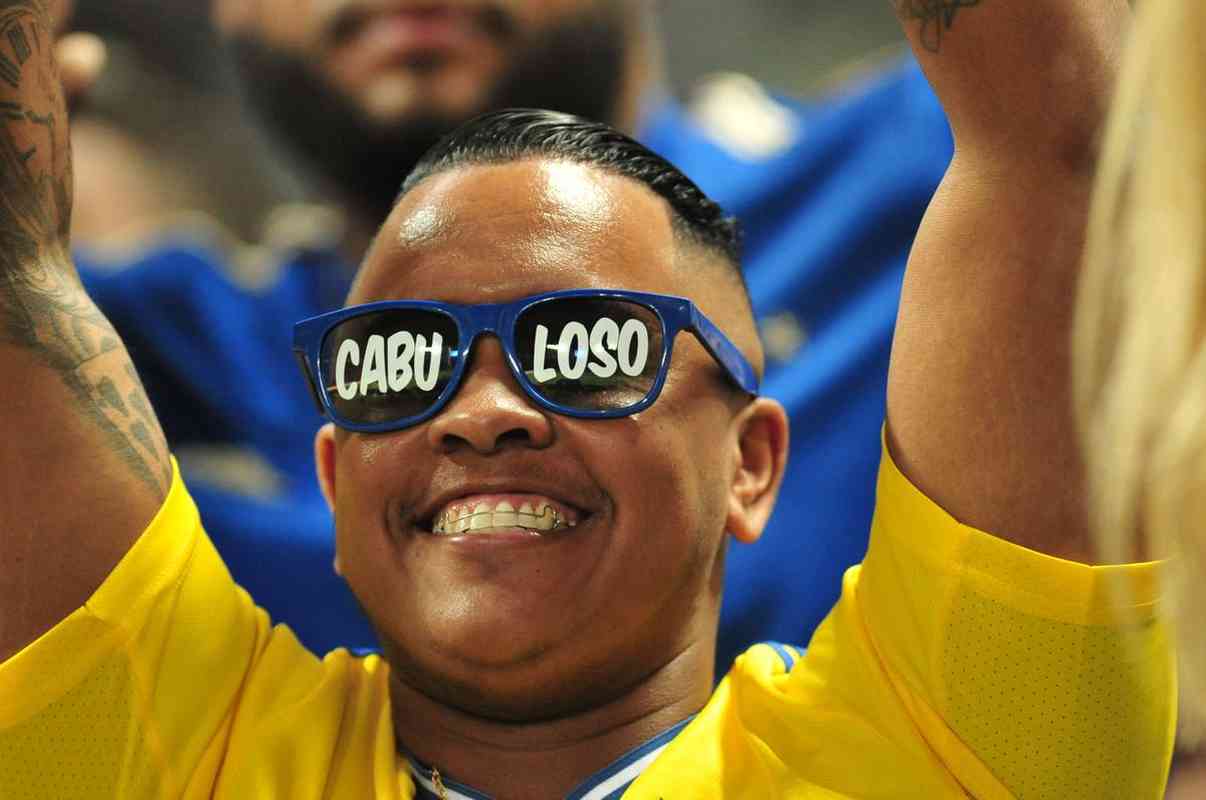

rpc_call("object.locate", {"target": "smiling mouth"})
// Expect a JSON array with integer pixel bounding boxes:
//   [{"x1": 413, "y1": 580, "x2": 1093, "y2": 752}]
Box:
[{"x1": 426, "y1": 494, "x2": 584, "y2": 536}]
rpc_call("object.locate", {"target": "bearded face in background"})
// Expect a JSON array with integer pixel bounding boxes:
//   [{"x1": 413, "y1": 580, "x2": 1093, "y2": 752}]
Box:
[{"x1": 222, "y1": 1, "x2": 631, "y2": 220}]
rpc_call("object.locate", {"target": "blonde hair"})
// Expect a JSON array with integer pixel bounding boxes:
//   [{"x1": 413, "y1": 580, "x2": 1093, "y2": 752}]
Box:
[{"x1": 1075, "y1": 0, "x2": 1206, "y2": 745}]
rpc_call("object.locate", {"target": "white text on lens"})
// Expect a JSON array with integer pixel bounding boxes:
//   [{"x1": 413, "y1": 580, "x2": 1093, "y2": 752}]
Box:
[
  {"x1": 335, "y1": 332, "x2": 444, "y2": 399},
  {"x1": 531, "y1": 317, "x2": 649, "y2": 383}
]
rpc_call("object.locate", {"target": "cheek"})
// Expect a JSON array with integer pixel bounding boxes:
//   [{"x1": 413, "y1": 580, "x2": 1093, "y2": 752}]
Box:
[
  {"x1": 582, "y1": 415, "x2": 727, "y2": 588},
  {"x1": 639, "y1": 384, "x2": 741, "y2": 549},
  {"x1": 331, "y1": 439, "x2": 407, "y2": 606}
]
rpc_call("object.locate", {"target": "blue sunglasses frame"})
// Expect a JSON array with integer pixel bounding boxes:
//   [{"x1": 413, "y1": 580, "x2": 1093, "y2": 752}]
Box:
[{"x1": 293, "y1": 288, "x2": 760, "y2": 434}]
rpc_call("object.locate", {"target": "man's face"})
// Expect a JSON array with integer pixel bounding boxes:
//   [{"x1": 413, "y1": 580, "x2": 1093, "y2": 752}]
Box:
[
  {"x1": 321, "y1": 160, "x2": 762, "y2": 721},
  {"x1": 221, "y1": 0, "x2": 626, "y2": 125},
  {"x1": 217, "y1": 1, "x2": 632, "y2": 215}
]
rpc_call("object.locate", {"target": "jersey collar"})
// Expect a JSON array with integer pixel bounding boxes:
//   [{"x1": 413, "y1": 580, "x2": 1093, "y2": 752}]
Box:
[{"x1": 405, "y1": 715, "x2": 694, "y2": 800}]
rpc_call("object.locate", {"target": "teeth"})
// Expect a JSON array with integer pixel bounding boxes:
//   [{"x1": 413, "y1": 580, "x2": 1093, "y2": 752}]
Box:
[
  {"x1": 470, "y1": 503, "x2": 492, "y2": 530},
  {"x1": 430, "y1": 499, "x2": 574, "y2": 534},
  {"x1": 534, "y1": 505, "x2": 555, "y2": 531},
  {"x1": 494, "y1": 501, "x2": 518, "y2": 528}
]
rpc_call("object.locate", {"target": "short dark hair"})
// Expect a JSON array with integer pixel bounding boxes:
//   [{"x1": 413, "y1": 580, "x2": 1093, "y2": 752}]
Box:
[{"x1": 397, "y1": 109, "x2": 744, "y2": 269}]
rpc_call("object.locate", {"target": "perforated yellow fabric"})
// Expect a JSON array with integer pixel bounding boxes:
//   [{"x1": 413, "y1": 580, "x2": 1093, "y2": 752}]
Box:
[
  {"x1": 0, "y1": 655, "x2": 157, "y2": 798},
  {"x1": 851, "y1": 437, "x2": 1175, "y2": 800},
  {"x1": 943, "y1": 589, "x2": 1170, "y2": 798}
]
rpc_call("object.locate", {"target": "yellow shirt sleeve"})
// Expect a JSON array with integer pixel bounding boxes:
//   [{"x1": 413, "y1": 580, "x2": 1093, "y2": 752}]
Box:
[
  {"x1": 0, "y1": 462, "x2": 404, "y2": 799},
  {"x1": 847, "y1": 438, "x2": 1175, "y2": 798}
]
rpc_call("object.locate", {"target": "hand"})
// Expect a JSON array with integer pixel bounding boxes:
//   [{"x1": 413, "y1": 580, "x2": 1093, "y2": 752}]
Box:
[
  {"x1": 56, "y1": 32, "x2": 105, "y2": 105},
  {"x1": 46, "y1": 0, "x2": 105, "y2": 106}
]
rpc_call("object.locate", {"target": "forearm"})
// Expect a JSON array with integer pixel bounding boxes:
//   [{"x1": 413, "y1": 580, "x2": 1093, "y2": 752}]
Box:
[
  {"x1": 0, "y1": 0, "x2": 170, "y2": 660},
  {"x1": 885, "y1": 1, "x2": 1129, "y2": 561}
]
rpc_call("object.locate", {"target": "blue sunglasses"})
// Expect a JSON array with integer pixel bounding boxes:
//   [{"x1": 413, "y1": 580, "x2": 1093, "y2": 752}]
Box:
[{"x1": 293, "y1": 288, "x2": 759, "y2": 434}]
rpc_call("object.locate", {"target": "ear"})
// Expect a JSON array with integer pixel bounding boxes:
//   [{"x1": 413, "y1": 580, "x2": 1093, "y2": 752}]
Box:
[
  {"x1": 315, "y1": 423, "x2": 338, "y2": 510},
  {"x1": 725, "y1": 398, "x2": 790, "y2": 545},
  {"x1": 314, "y1": 423, "x2": 342, "y2": 575}
]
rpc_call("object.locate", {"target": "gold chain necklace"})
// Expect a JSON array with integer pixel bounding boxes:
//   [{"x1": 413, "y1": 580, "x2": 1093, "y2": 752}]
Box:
[{"x1": 430, "y1": 766, "x2": 448, "y2": 800}]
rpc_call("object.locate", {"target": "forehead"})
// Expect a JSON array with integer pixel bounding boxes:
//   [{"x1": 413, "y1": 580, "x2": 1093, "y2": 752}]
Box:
[{"x1": 351, "y1": 159, "x2": 681, "y2": 304}]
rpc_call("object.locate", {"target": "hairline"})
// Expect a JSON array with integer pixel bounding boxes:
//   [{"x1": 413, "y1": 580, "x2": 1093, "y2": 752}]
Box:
[{"x1": 393, "y1": 154, "x2": 742, "y2": 273}]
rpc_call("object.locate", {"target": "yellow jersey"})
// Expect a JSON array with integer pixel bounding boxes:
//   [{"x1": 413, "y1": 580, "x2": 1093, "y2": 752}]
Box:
[{"x1": 0, "y1": 443, "x2": 1174, "y2": 798}]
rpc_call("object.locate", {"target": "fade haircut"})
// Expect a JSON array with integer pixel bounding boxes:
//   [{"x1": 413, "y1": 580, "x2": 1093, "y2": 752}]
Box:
[{"x1": 397, "y1": 108, "x2": 746, "y2": 276}]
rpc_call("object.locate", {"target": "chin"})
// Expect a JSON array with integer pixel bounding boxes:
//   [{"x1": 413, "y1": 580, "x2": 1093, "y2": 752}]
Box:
[
  {"x1": 381, "y1": 635, "x2": 654, "y2": 724},
  {"x1": 354, "y1": 64, "x2": 496, "y2": 127}
]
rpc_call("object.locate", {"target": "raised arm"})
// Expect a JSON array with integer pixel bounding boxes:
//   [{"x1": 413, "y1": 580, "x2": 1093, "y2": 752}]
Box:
[
  {"x1": 0, "y1": 0, "x2": 170, "y2": 661},
  {"x1": 886, "y1": 0, "x2": 1128, "y2": 562}
]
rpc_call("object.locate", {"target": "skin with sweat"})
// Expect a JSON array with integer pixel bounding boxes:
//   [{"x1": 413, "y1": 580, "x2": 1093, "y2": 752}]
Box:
[{"x1": 314, "y1": 159, "x2": 787, "y2": 797}]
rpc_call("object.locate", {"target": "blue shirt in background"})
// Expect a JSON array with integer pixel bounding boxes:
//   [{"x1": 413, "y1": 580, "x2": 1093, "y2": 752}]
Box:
[{"x1": 81, "y1": 58, "x2": 953, "y2": 675}]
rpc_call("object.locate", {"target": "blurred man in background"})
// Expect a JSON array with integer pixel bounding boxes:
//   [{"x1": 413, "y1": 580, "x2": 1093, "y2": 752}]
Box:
[{"x1": 76, "y1": 0, "x2": 952, "y2": 670}]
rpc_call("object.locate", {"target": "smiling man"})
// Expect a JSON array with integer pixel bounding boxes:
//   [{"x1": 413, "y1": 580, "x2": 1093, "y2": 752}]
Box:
[
  {"x1": 306, "y1": 136, "x2": 774, "y2": 747},
  {"x1": 0, "y1": 1, "x2": 1176, "y2": 798}
]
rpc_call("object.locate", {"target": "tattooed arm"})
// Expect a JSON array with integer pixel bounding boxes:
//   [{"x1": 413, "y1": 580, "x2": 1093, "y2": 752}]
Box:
[
  {"x1": 884, "y1": 1, "x2": 1129, "y2": 560},
  {"x1": 0, "y1": 0, "x2": 170, "y2": 661}
]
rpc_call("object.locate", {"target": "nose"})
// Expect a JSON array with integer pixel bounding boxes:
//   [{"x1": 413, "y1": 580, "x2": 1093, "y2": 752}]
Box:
[{"x1": 425, "y1": 337, "x2": 554, "y2": 454}]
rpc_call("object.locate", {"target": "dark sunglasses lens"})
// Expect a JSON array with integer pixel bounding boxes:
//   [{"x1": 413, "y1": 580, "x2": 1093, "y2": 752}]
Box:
[
  {"x1": 515, "y1": 298, "x2": 664, "y2": 412},
  {"x1": 319, "y1": 308, "x2": 460, "y2": 426}
]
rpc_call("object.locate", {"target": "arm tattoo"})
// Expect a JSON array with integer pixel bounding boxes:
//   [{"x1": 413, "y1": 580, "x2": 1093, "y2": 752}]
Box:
[
  {"x1": 0, "y1": 1, "x2": 171, "y2": 494},
  {"x1": 894, "y1": 0, "x2": 983, "y2": 52}
]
